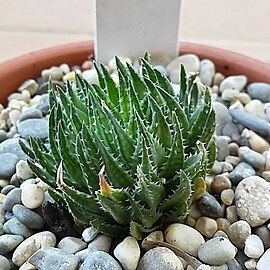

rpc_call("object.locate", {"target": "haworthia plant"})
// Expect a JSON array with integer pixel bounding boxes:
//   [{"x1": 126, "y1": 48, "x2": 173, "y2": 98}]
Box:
[{"x1": 20, "y1": 56, "x2": 216, "y2": 239}]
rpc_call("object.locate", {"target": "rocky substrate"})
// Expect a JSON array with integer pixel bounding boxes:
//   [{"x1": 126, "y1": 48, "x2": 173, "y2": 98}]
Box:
[{"x1": 0, "y1": 55, "x2": 270, "y2": 269}]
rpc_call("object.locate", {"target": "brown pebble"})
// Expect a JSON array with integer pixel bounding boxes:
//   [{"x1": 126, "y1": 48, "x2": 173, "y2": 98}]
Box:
[
  {"x1": 228, "y1": 142, "x2": 239, "y2": 156},
  {"x1": 195, "y1": 216, "x2": 217, "y2": 238},
  {"x1": 211, "y1": 175, "x2": 232, "y2": 194},
  {"x1": 226, "y1": 205, "x2": 238, "y2": 223},
  {"x1": 225, "y1": 156, "x2": 241, "y2": 167},
  {"x1": 216, "y1": 218, "x2": 231, "y2": 234},
  {"x1": 186, "y1": 216, "x2": 196, "y2": 227},
  {"x1": 221, "y1": 189, "x2": 234, "y2": 205}
]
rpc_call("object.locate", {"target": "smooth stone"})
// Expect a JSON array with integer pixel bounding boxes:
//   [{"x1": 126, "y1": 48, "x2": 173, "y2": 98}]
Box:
[
  {"x1": 195, "y1": 216, "x2": 217, "y2": 238},
  {"x1": 82, "y1": 69, "x2": 98, "y2": 84},
  {"x1": 0, "y1": 138, "x2": 28, "y2": 160},
  {"x1": 226, "y1": 258, "x2": 242, "y2": 270},
  {"x1": 137, "y1": 247, "x2": 183, "y2": 270},
  {"x1": 228, "y1": 142, "x2": 239, "y2": 156},
  {"x1": 216, "y1": 219, "x2": 231, "y2": 234},
  {"x1": 18, "y1": 79, "x2": 38, "y2": 96},
  {"x1": 211, "y1": 175, "x2": 231, "y2": 194},
  {"x1": 12, "y1": 204, "x2": 44, "y2": 229},
  {"x1": 216, "y1": 136, "x2": 230, "y2": 161},
  {"x1": 12, "y1": 231, "x2": 56, "y2": 266},
  {"x1": 79, "y1": 251, "x2": 122, "y2": 270},
  {"x1": 235, "y1": 251, "x2": 249, "y2": 269},
  {"x1": 199, "y1": 59, "x2": 215, "y2": 86},
  {"x1": 230, "y1": 109, "x2": 270, "y2": 138},
  {"x1": 247, "y1": 82, "x2": 270, "y2": 102},
  {"x1": 19, "y1": 261, "x2": 37, "y2": 270},
  {"x1": 1, "y1": 184, "x2": 16, "y2": 195},
  {"x1": 235, "y1": 176, "x2": 270, "y2": 227},
  {"x1": 197, "y1": 192, "x2": 223, "y2": 219},
  {"x1": 21, "y1": 184, "x2": 45, "y2": 209},
  {"x1": 209, "y1": 265, "x2": 228, "y2": 270},
  {"x1": 75, "y1": 248, "x2": 89, "y2": 262},
  {"x1": 222, "y1": 122, "x2": 240, "y2": 141},
  {"x1": 166, "y1": 54, "x2": 200, "y2": 83},
  {"x1": 0, "y1": 130, "x2": 7, "y2": 143},
  {"x1": 228, "y1": 220, "x2": 251, "y2": 250},
  {"x1": 229, "y1": 100, "x2": 244, "y2": 111},
  {"x1": 248, "y1": 130, "x2": 270, "y2": 153},
  {"x1": 82, "y1": 226, "x2": 99, "y2": 243},
  {"x1": 0, "y1": 206, "x2": 5, "y2": 224},
  {"x1": 141, "y1": 231, "x2": 164, "y2": 251},
  {"x1": 221, "y1": 89, "x2": 240, "y2": 102},
  {"x1": 254, "y1": 226, "x2": 270, "y2": 249},
  {"x1": 9, "y1": 110, "x2": 21, "y2": 126},
  {"x1": 2, "y1": 187, "x2": 22, "y2": 211},
  {"x1": 0, "y1": 255, "x2": 10, "y2": 270},
  {"x1": 36, "y1": 93, "x2": 49, "y2": 115},
  {"x1": 244, "y1": 99, "x2": 264, "y2": 116},
  {"x1": 226, "y1": 206, "x2": 238, "y2": 224},
  {"x1": 0, "y1": 234, "x2": 24, "y2": 255},
  {"x1": 221, "y1": 189, "x2": 234, "y2": 206},
  {"x1": 238, "y1": 92, "x2": 251, "y2": 105},
  {"x1": 165, "y1": 223, "x2": 205, "y2": 256},
  {"x1": 244, "y1": 234, "x2": 264, "y2": 258},
  {"x1": 226, "y1": 155, "x2": 241, "y2": 166},
  {"x1": 87, "y1": 234, "x2": 112, "y2": 253},
  {"x1": 114, "y1": 236, "x2": 140, "y2": 270},
  {"x1": 18, "y1": 119, "x2": 48, "y2": 140},
  {"x1": 244, "y1": 259, "x2": 257, "y2": 270},
  {"x1": 238, "y1": 146, "x2": 265, "y2": 169},
  {"x1": 257, "y1": 248, "x2": 270, "y2": 270},
  {"x1": 213, "y1": 102, "x2": 232, "y2": 135},
  {"x1": 220, "y1": 162, "x2": 234, "y2": 173},
  {"x1": 211, "y1": 161, "x2": 222, "y2": 175},
  {"x1": 16, "y1": 160, "x2": 34, "y2": 181},
  {"x1": 198, "y1": 237, "x2": 236, "y2": 266},
  {"x1": 3, "y1": 217, "x2": 32, "y2": 238},
  {"x1": 228, "y1": 162, "x2": 255, "y2": 186},
  {"x1": 19, "y1": 107, "x2": 43, "y2": 122},
  {"x1": 57, "y1": 236, "x2": 87, "y2": 254},
  {"x1": 29, "y1": 247, "x2": 79, "y2": 270},
  {"x1": 220, "y1": 75, "x2": 247, "y2": 92}
]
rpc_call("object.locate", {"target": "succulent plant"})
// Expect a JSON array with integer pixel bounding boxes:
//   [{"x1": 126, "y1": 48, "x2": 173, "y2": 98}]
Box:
[{"x1": 20, "y1": 55, "x2": 216, "y2": 239}]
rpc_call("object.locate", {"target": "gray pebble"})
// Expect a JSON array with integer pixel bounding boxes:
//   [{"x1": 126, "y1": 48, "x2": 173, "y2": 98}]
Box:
[
  {"x1": 137, "y1": 247, "x2": 183, "y2": 270},
  {"x1": 199, "y1": 59, "x2": 215, "y2": 86},
  {"x1": 228, "y1": 162, "x2": 255, "y2": 185},
  {"x1": 12, "y1": 204, "x2": 44, "y2": 229},
  {"x1": 2, "y1": 188, "x2": 22, "y2": 211},
  {"x1": 19, "y1": 107, "x2": 43, "y2": 122},
  {"x1": 247, "y1": 82, "x2": 270, "y2": 102},
  {"x1": 197, "y1": 192, "x2": 223, "y2": 218},
  {"x1": 235, "y1": 251, "x2": 249, "y2": 269},
  {"x1": 57, "y1": 236, "x2": 87, "y2": 254},
  {"x1": 0, "y1": 138, "x2": 28, "y2": 160},
  {"x1": 198, "y1": 237, "x2": 236, "y2": 266},
  {"x1": 254, "y1": 226, "x2": 270, "y2": 249},
  {"x1": 18, "y1": 119, "x2": 48, "y2": 140},
  {"x1": 3, "y1": 217, "x2": 33, "y2": 238},
  {"x1": 87, "y1": 234, "x2": 112, "y2": 253},
  {"x1": 0, "y1": 153, "x2": 18, "y2": 179},
  {"x1": 0, "y1": 234, "x2": 24, "y2": 255},
  {"x1": 230, "y1": 109, "x2": 270, "y2": 138},
  {"x1": 1, "y1": 185, "x2": 16, "y2": 195},
  {"x1": 36, "y1": 93, "x2": 49, "y2": 115},
  {"x1": 0, "y1": 255, "x2": 10, "y2": 270},
  {"x1": 216, "y1": 136, "x2": 230, "y2": 161},
  {"x1": 238, "y1": 146, "x2": 265, "y2": 169},
  {"x1": 0, "y1": 130, "x2": 7, "y2": 143},
  {"x1": 222, "y1": 122, "x2": 240, "y2": 141},
  {"x1": 29, "y1": 247, "x2": 79, "y2": 270},
  {"x1": 226, "y1": 258, "x2": 243, "y2": 270},
  {"x1": 79, "y1": 251, "x2": 122, "y2": 270},
  {"x1": 0, "y1": 222, "x2": 4, "y2": 235},
  {"x1": 211, "y1": 161, "x2": 222, "y2": 175},
  {"x1": 82, "y1": 226, "x2": 99, "y2": 243},
  {"x1": 213, "y1": 102, "x2": 232, "y2": 135}
]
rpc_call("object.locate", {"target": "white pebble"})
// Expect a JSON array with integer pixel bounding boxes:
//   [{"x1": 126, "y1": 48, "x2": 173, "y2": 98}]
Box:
[
  {"x1": 244, "y1": 234, "x2": 264, "y2": 258},
  {"x1": 82, "y1": 226, "x2": 99, "y2": 242},
  {"x1": 220, "y1": 75, "x2": 247, "y2": 92},
  {"x1": 257, "y1": 248, "x2": 270, "y2": 270},
  {"x1": 16, "y1": 160, "x2": 34, "y2": 181},
  {"x1": 21, "y1": 184, "x2": 45, "y2": 209}
]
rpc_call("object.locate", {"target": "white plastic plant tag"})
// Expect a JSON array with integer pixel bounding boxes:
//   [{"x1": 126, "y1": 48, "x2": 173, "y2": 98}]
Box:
[{"x1": 94, "y1": 0, "x2": 181, "y2": 62}]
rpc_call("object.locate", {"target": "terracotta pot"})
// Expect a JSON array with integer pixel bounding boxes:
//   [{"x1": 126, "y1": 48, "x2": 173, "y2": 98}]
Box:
[{"x1": 0, "y1": 40, "x2": 270, "y2": 105}]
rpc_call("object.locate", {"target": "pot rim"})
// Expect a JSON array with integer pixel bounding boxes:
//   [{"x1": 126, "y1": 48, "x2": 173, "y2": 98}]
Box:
[{"x1": 0, "y1": 40, "x2": 270, "y2": 104}]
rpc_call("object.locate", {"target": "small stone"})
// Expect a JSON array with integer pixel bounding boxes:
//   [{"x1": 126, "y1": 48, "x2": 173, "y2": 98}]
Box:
[
  {"x1": 221, "y1": 89, "x2": 240, "y2": 102},
  {"x1": 57, "y1": 236, "x2": 87, "y2": 254},
  {"x1": 114, "y1": 236, "x2": 140, "y2": 270},
  {"x1": 0, "y1": 153, "x2": 18, "y2": 179},
  {"x1": 137, "y1": 247, "x2": 183, "y2": 270},
  {"x1": 222, "y1": 122, "x2": 240, "y2": 141},
  {"x1": 228, "y1": 162, "x2": 255, "y2": 185},
  {"x1": 238, "y1": 92, "x2": 251, "y2": 105},
  {"x1": 165, "y1": 223, "x2": 205, "y2": 256},
  {"x1": 228, "y1": 142, "x2": 239, "y2": 156},
  {"x1": 213, "y1": 102, "x2": 232, "y2": 135},
  {"x1": 19, "y1": 261, "x2": 38, "y2": 270},
  {"x1": 2, "y1": 187, "x2": 22, "y2": 211},
  {"x1": 0, "y1": 234, "x2": 24, "y2": 255},
  {"x1": 3, "y1": 217, "x2": 33, "y2": 238},
  {"x1": 238, "y1": 146, "x2": 265, "y2": 169},
  {"x1": 235, "y1": 176, "x2": 270, "y2": 227},
  {"x1": 257, "y1": 248, "x2": 270, "y2": 270},
  {"x1": 18, "y1": 79, "x2": 38, "y2": 96},
  {"x1": 82, "y1": 69, "x2": 98, "y2": 84},
  {"x1": 87, "y1": 234, "x2": 112, "y2": 253},
  {"x1": 244, "y1": 99, "x2": 264, "y2": 117},
  {"x1": 82, "y1": 226, "x2": 99, "y2": 243},
  {"x1": 16, "y1": 160, "x2": 34, "y2": 181},
  {"x1": 141, "y1": 231, "x2": 164, "y2": 251},
  {"x1": 244, "y1": 259, "x2": 257, "y2": 270},
  {"x1": 80, "y1": 251, "x2": 122, "y2": 270},
  {"x1": 29, "y1": 247, "x2": 79, "y2": 270},
  {"x1": 226, "y1": 258, "x2": 242, "y2": 270},
  {"x1": 226, "y1": 206, "x2": 238, "y2": 224},
  {"x1": 244, "y1": 234, "x2": 264, "y2": 258},
  {"x1": 18, "y1": 119, "x2": 48, "y2": 140},
  {"x1": 225, "y1": 156, "x2": 240, "y2": 167},
  {"x1": 36, "y1": 93, "x2": 49, "y2": 115},
  {"x1": 12, "y1": 204, "x2": 44, "y2": 229},
  {"x1": 211, "y1": 175, "x2": 231, "y2": 194},
  {"x1": 199, "y1": 59, "x2": 215, "y2": 86},
  {"x1": 0, "y1": 138, "x2": 28, "y2": 160},
  {"x1": 21, "y1": 184, "x2": 45, "y2": 209},
  {"x1": 195, "y1": 216, "x2": 217, "y2": 238},
  {"x1": 213, "y1": 72, "x2": 225, "y2": 86},
  {"x1": 1, "y1": 184, "x2": 16, "y2": 195},
  {"x1": 247, "y1": 82, "x2": 270, "y2": 102},
  {"x1": 211, "y1": 161, "x2": 222, "y2": 175},
  {"x1": 220, "y1": 75, "x2": 247, "y2": 92},
  {"x1": 213, "y1": 230, "x2": 229, "y2": 239},
  {"x1": 166, "y1": 54, "x2": 200, "y2": 83},
  {"x1": 49, "y1": 66, "x2": 63, "y2": 81},
  {"x1": 197, "y1": 192, "x2": 223, "y2": 219},
  {"x1": 220, "y1": 162, "x2": 234, "y2": 173},
  {"x1": 216, "y1": 218, "x2": 231, "y2": 233},
  {"x1": 0, "y1": 255, "x2": 10, "y2": 270},
  {"x1": 186, "y1": 215, "x2": 196, "y2": 227},
  {"x1": 19, "y1": 107, "x2": 43, "y2": 122},
  {"x1": 12, "y1": 231, "x2": 56, "y2": 266},
  {"x1": 228, "y1": 220, "x2": 251, "y2": 249},
  {"x1": 229, "y1": 100, "x2": 244, "y2": 111},
  {"x1": 248, "y1": 130, "x2": 270, "y2": 154},
  {"x1": 221, "y1": 189, "x2": 234, "y2": 205},
  {"x1": 188, "y1": 203, "x2": 203, "y2": 219},
  {"x1": 198, "y1": 237, "x2": 236, "y2": 266},
  {"x1": 9, "y1": 110, "x2": 21, "y2": 126},
  {"x1": 254, "y1": 226, "x2": 270, "y2": 249},
  {"x1": 216, "y1": 136, "x2": 230, "y2": 162}
]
